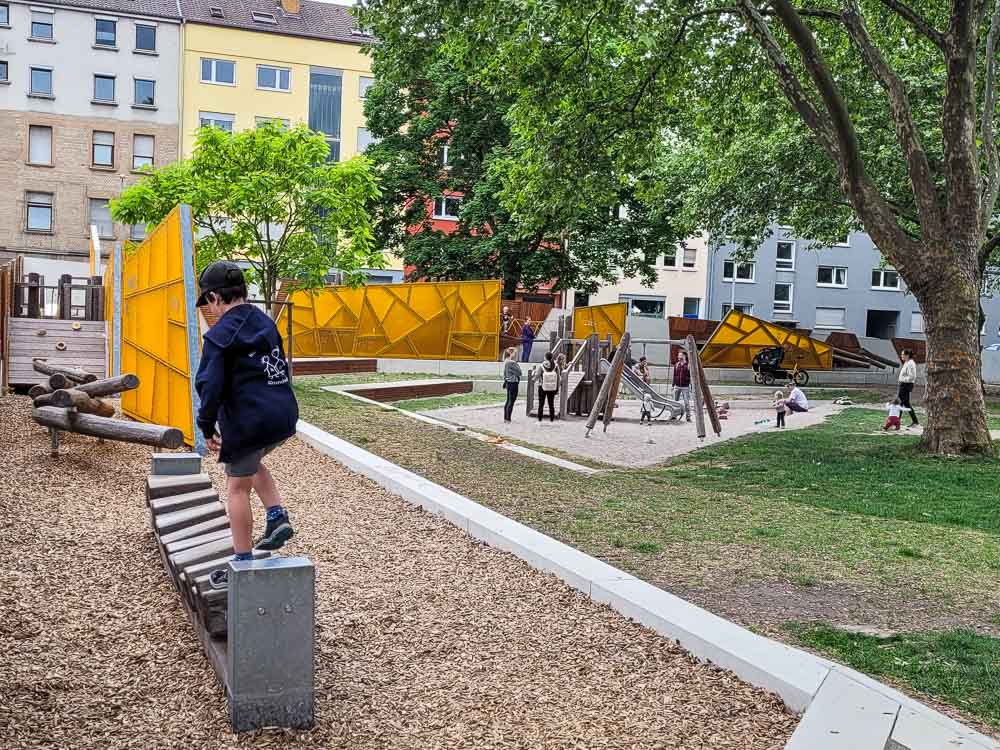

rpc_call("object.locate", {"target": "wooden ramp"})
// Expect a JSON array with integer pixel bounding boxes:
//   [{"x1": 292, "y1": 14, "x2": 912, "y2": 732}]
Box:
[{"x1": 7, "y1": 318, "x2": 107, "y2": 386}]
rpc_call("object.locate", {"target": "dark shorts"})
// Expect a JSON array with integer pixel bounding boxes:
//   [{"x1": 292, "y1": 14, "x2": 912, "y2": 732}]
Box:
[{"x1": 225, "y1": 440, "x2": 285, "y2": 478}]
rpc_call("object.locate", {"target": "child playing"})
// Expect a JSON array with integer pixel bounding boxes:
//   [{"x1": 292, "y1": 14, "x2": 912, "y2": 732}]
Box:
[
  {"x1": 193, "y1": 261, "x2": 299, "y2": 589},
  {"x1": 773, "y1": 390, "x2": 786, "y2": 428},
  {"x1": 639, "y1": 392, "x2": 654, "y2": 425},
  {"x1": 883, "y1": 397, "x2": 903, "y2": 431}
]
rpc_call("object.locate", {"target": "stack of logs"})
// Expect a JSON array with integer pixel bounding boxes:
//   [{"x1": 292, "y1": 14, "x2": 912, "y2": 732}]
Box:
[{"x1": 28, "y1": 358, "x2": 184, "y2": 455}]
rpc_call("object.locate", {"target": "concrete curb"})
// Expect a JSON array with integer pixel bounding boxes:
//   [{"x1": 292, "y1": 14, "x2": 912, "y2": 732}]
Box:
[{"x1": 296, "y1": 419, "x2": 999, "y2": 750}]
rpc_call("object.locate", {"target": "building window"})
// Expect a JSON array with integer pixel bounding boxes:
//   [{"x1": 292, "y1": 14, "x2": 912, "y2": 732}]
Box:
[
  {"x1": 0, "y1": 61, "x2": 7, "y2": 82},
  {"x1": 816, "y1": 266, "x2": 848, "y2": 287},
  {"x1": 0, "y1": 4, "x2": 8, "y2": 25},
  {"x1": 911, "y1": 311, "x2": 924, "y2": 334},
  {"x1": 722, "y1": 260, "x2": 755, "y2": 282},
  {"x1": 359, "y1": 75, "x2": 374, "y2": 98},
  {"x1": 722, "y1": 303, "x2": 753, "y2": 315},
  {"x1": 257, "y1": 65, "x2": 290, "y2": 91},
  {"x1": 872, "y1": 268, "x2": 901, "y2": 290},
  {"x1": 254, "y1": 116, "x2": 289, "y2": 128},
  {"x1": 433, "y1": 196, "x2": 461, "y2": 220},
  {"x1": 28, "y1": 125, "x2": 52, "y2": 165},
  {"x1": 95, "y1": 18, "x2": 116, "y2": 47},
  {"x1": 30, "y1": 67, "x2": 52, "y2": 96},
  {"x1": 776, "y1": 240, "x2": 795, "y2": 270},
  {"x1": 133, "y1": 134, "x2": 154, "y2": 169},
  {"x1": 437, "y1": 144, "x2": 450, "y2": 168},
  {"x1": 815, "y1": 307, "x2": 846, "y2": 329},
  {"x1": 773, "y1": 282, "x2": 793, "y2": 314},
  {"x1": 309, "y1": 67, "x2": 342, "y2": 162},
  {"x1": 201, "y1": 58, "x2": 236, "y2": 85},
  {"x1": 93, "y1": 74, "x2": 115, "y2": 102},
  {"x1": 92, "y1": 131, "x2": 114, "y2": 167},
  {"x1": 683, "y1": 246, "x2": 697, "y2": 269},
  {"x1": 661, "y1": 247, "x2": 678, "y2": 267},
  {"x1": 134, "y1": 78, "x2": 155, "y2": 106},
  {"x1": 683, "y1": 297, "x2": 700, "y2": 318},
  {"x1": 199, "y1": 111, "x2": 234, "y2": 131},
  {"x1": 130, "y1": 223, "x2": 146, "y2": 241},
  {"x1": 30, "y1": 10, "x2": 53, "y2": 40},
  {"x1": 89, "y1": 198, "x2": 114, "y2": 239},
  {"x1": 135, "y1": 24, "x2": 156, "y2": 52},
  {"x1": 26, "y1": 192, "x2": 53, "y2": 232},
  {"x1": 357, "y1": 127, "x2": 374, "y2": 152},
  {"x1": 621, "y1": 294, "x2": 666, "y2": 319},
  {"x1": 251, "y1": 11, "x2": 276, "y2": 24}
]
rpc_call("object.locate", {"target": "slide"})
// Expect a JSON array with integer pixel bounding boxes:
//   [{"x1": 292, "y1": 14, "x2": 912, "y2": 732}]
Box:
[{"x1": 601, "y1": 359, "x2": 685, "y2": 420}]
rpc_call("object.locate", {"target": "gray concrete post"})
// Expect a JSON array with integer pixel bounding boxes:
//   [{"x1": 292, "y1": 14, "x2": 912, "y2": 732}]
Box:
[{"x1": 226, "y1": 556, "x2": 315, "y2": 733}]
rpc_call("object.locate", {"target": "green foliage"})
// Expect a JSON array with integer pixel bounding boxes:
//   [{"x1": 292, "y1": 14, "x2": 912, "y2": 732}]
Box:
[
  {"x1": 111, "y1": 123, "x2": 381, "y2": 310},
  {"x1": 357, "y1": 1, "x2": 683, "y2": 298},
  {"x1": 786, "y1": 623, "x2": 1000, "y2": 729}
]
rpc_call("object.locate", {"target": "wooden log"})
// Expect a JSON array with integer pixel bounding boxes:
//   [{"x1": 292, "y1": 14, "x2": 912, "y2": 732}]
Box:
[
  {"x1": 692, "y1": 343, "x2": 722, "y2": 437},
  {"x1": 49, "y1": 389, "x2": 115, "y2": 416},
  {"x1": 686, "y1": 336, "x2": 707, "y2": 439},
  {"x1": 32, "y1": 406, "x2": 184, "y2": 448},
  {"x1": 73, "y1": 373, "x2": 139, "y2": 398},
  {"x1": 32, "y1": 359, "x2": 98, "y2": 384},
  {"x1": 29, "y1": 373, "x2": 71, "y2": 399},
  {"x1": 586, "y1": 331, "x2": 630, "y2": 436},
  {"x1": 601, "y1": 332, "x2": 631, "y2": 432}
]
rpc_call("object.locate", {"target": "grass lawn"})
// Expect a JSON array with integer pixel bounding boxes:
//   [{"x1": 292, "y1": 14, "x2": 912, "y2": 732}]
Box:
[
  {"x1": 394, "y1": 391, "x2": 506, "y2": 412},
  {"x1": 294, "y1": 376, "x2": 1000, "y2": 730}
]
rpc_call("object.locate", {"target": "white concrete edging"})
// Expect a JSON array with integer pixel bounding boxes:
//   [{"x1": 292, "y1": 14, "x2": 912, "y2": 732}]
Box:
[{"x1": 297, "y1": 419, "x2": 999, "y2": 749}]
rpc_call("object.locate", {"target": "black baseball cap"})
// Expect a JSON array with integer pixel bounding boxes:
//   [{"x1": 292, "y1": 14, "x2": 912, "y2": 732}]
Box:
[{"x1": 196, "y1": 260, "x2": 245, "y2": 307}]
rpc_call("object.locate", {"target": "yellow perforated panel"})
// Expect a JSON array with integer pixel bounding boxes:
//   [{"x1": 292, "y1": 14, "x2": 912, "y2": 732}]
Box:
[
  {"x1": 119, "y1": 205, "x2": 200, "y2": 445},
  {"x1": 278, "y1": 280, "x2": 502, "y2": 361},
  {"x1": 573, "y1": 303, "x2": 627, "y2": 346},
  {"x1": 701, "y1": 310, "x2": 833, "y2": 370}
]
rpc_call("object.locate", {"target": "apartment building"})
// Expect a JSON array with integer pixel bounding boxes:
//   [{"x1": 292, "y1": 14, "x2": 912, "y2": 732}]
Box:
[
  {"x1": 0, "y1": 0, "x2": 181, "y2": 273},
  {"x1": 706, "y1": 227, "x2": 1000, "y2": 347}
]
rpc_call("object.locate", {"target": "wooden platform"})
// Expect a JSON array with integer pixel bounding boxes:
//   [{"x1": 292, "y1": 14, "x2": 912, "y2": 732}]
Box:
[
  {"x1": 291, "y1": 357, "x2": 377, "y2": 376},
  {"x1": 347, "y1": 379, "x2": 473, "y2": 403},
  {"x1": 7, "y1": 318, "x2": 107, "y2": 385}
]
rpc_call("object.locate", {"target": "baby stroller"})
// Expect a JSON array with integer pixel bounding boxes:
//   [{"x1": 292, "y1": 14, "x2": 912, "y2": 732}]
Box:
[{"x1": 752, "y1": 345, "x2": 809, "y2": 386}]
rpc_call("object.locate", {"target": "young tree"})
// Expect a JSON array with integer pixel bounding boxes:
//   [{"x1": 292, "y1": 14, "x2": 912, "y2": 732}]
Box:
[
  {"x1": 112, "y1": 123, "x2": 381, "y2": 314},
  {"x1": 361, "y1": 0, "x2": 1000, "y2": 455},
  {"x1": 358, "y1": 5, "x2": 675, "y2": 299}
]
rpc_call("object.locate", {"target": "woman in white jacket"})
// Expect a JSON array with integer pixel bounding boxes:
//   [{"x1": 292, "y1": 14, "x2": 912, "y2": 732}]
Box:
[{"x1": 897, "y1": 349, "x2": 919, "y2": 427}]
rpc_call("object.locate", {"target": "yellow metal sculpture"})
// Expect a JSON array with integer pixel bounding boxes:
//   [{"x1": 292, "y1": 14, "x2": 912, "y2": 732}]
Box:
[
  {"x1": 701, "y1": 310, "x2": 833, "y2": 370},
  {"x1": 278, "y1": 280, "x2": 502, "y2": 361},
  {"x1": 573, "y1": 302, "x2": 627, "y2": 346},
  {"x1": 117, "y1": 205, "x2": 201, "y2": 447}
]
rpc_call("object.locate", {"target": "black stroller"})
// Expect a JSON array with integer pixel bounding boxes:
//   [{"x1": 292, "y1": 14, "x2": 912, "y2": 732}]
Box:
[{"x1": 751, "y1": 345, "x2": 810, "y2": 386}]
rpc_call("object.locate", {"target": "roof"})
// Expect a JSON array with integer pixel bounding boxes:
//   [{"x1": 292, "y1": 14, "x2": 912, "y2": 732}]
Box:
[
  {"x1": 179, "y1": 0, "x2": 375, "y2": 45},
  {"x1": 17, "y1": 0, "x2": 182, "y2": 20}
]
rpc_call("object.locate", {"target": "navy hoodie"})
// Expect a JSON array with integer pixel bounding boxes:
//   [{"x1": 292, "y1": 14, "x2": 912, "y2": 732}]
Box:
[{"x1": 195, "y1": 304, "x2": 299, "y2": 464}]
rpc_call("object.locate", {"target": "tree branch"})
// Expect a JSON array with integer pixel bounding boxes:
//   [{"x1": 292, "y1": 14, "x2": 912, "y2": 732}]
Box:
[
  {"x1": 874, "y1": 0, "x2": 946, "y2": 47},
  {"x1": 841, "y1": 0, "x2": 943, "y2": 240},
  {"x1": 980, "y1": 0, "x2": 1000, "y2": 236}
]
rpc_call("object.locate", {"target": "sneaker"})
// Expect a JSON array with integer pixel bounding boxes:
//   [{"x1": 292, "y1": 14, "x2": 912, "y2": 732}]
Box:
[
  {"x1": 209, "y1": 568, "x2": 228, "y2": 590},
  {"x1": 255, "y1": 510, "x2": 294, "y2": 551}
]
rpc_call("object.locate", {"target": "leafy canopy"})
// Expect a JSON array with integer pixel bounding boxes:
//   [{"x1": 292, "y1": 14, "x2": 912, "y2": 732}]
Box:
[{"x1": 112, "y1": 123, "x2": 382, "y2": 306}]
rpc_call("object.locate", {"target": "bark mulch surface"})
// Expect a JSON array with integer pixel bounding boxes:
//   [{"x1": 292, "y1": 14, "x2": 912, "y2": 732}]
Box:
[{"x1": 0, "y1": 396, "x2": 797, "y2": 749}]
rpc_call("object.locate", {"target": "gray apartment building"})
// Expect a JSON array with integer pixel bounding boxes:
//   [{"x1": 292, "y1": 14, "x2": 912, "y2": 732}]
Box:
[{"x1": 705, "y1": 226, "x2": 1000, "y2": 349}]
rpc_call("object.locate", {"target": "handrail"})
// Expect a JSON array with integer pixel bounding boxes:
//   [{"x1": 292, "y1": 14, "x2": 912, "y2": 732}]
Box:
[{"x1": 568, "y1": 337, "x2": 589, "y2": 371}]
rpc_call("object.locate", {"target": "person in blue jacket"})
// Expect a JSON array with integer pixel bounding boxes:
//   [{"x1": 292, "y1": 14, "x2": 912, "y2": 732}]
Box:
[
  {"x1": 520, "y1": 317, "x2": 536, "y2": 362},
  {"x1": 193, "y1": 261, "x2": 299, "y2": 588}
]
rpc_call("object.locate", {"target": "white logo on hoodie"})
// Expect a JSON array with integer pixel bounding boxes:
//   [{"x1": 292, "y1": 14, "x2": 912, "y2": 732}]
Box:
[{"x1": 259, "y1": 347, "x2": 289, "y2": 385}]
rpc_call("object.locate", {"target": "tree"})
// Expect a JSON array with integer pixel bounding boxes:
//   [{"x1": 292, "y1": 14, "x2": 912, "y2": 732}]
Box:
[
  {"x1": 359, "y1": 0, "x2": 1000, "y2": 455},
  {"x1": 112, "y1": 123, "x2": 381, "y2": 314},
  {"x1": 358, "y1": 4, "x2": 677, "y2": 299}
]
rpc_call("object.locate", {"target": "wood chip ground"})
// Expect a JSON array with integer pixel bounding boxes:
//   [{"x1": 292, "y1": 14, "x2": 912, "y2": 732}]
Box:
[{"x1": 0, "y1": 396, "x2": 797, "y2": 748}]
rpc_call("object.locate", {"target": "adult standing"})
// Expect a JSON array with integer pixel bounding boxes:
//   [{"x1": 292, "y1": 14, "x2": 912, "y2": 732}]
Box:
[
  {"x1": 520, "y1": 317, "x2": 536, "y2": 362},
  {"x1": 537, "y1": 351, "x2": 560, "y2": 422},
  {"x1": 502, "y1": 347, "x2": 522, "y2": 423},
  {"x1": 785, "y1": 382, "x2": 809, "y2": 414},
  {"x1": 499, "y1": 305, "x2": 513, "y2": 361},
  {"x1": 897, "y1": 349, "x2": 919, "y2": 427},
  {"x1": 672, "y1": 351, "x2": 692, "y2": 422}
]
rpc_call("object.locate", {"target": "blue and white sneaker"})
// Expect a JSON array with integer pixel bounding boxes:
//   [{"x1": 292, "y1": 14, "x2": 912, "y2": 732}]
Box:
[{"x1": 255, "y1": 510, "x2": 294, "y2": 551}]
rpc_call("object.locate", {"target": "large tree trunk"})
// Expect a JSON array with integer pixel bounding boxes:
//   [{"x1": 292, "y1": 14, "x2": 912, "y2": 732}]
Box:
[{"x1": 914, "y1": 261, "x2": 994, "y2": 455}]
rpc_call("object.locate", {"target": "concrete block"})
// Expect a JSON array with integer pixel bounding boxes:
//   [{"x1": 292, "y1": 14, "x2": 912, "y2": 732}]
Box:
[
  {"x1": 590, "y1": 578, "x2": 828, "y2": 712},
  {"x1": 149, "y1": 488, "x2": 219, "y2": 517},
  {"x1": 227, "y1": 556, "x2": 315, "y2": 732},
  {"x1": 785, "y1": 670, "x2": 897, "y2": 749},
  {"x1": 146, "y1": 473, "x2": 212, "y2": 503},
  {"x1": 162, "y1": 528, "x2": 232, "y2": 556},
  {"x1": 154, "y1": 502, "x2": 226, "y2": 536},
  {"x1": 151, "y1": 452, "x2": 202, "y2": 476},
  {"x1": 888, "y1": 705, "x2": 998, "y2": 750},
  {"x1": 168, "y1": 536, "x2": 234, "y2": 575},
  {"x1": 157, "y1": 514, "x2": 230, "y2": 546}
]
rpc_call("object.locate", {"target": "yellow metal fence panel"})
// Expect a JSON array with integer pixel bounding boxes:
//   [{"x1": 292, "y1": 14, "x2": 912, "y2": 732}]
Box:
[
  {"x1": 119, "y1": 205, "x2": 200, "y2": 445},
  {"x1": 573, "y1": 303, "x2": 627, "y2": 346},
  {"x1": 279, "y1": 280, "x2": 502, "y2": 361},
  {"x1": 700, "y1": 310, "x2": 833, "y2": 370}
]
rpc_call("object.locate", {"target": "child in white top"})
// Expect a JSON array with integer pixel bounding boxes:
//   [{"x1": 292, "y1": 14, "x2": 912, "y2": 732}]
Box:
[
  {"x1": 883, "y1": 398, "x2": 903, "y2": 431},
  {"x1": 640, "y1": 392, "x2": 654, "y2": 425},
  {"x1": 773, "y1": 390, "x2": 786, "y2": 428}
]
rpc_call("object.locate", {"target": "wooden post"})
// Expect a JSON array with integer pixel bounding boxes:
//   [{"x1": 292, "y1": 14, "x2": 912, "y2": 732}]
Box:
[
  {"x1": 49, "y1": 427, "x2": 59, "y2": 457},
  {"x1": 58, "y1": 274, "x2": 73, "y2": 320},
  {"x1": 33, "y1": 406, "x2": 184, "y2": 448},
  {"x1": 601, "y1": 332, "x2": 631, "y2": 432},
  {"x1": 692, "y1": 345, "x2": 722, "y2": 437},
  {"x1": 586, "y1": 331, "x2": 630, "y2": 436},
  {"x1": 686, "y1": 336, "x2": 706, "y2": 439},
  {"x1": 285, "y1": 302, "x2": 294, "y2": 384},
  {"x1": 525, "y1": 367, "x2": 535, "y2": 417},
  {"x1": 588, "y1": 332, "x2": 600, "y2": 408},
  {"x1": 88, "y1": 275, "x2": 103, "y2": 321},
  {"x1": 26, "y1": 272, "x2": 41, "y2": 319}
]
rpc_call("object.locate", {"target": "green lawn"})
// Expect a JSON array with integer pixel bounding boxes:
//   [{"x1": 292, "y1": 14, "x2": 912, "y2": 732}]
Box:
[
  {"x1": 394, "y1": 391, "x2": 505, "y2": 412},
  {"x1": 294, "y1": 377, "x2": 1000, "y2": 730},
  {"x1": 787, "y1": 623, "x2": 1000, "y2": 730}
]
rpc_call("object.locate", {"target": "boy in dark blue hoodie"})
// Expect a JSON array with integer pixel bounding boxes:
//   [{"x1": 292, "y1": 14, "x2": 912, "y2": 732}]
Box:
[{"x1": 194, "y1": 261, "x2": 299, "y2": 585}]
